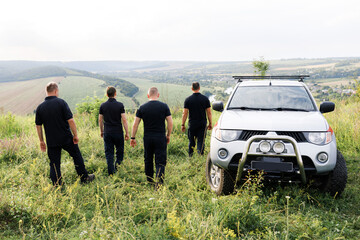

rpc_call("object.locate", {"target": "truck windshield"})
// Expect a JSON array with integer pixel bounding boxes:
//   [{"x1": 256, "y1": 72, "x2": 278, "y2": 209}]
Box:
[{"x1": 227, "y1": 86, "x2": 316, "y2": 111}]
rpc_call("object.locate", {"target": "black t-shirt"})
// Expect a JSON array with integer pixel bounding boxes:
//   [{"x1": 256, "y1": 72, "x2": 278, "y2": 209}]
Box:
[
  {"x1": 136, "y1": 100, "x2": 171, "y2": 137},
  {"x1": 184, "y1": 92, "x2": 210, "y2": 128},
  {"x1": 99, "y1": 98, "x2": 125, "y2": 134},
  {"x1": 35, "y1": 96, "x2": 73, "y2": 147}
]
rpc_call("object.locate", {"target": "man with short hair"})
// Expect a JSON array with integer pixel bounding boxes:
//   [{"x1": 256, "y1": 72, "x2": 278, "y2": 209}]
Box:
[
  {"x1": 99, "y1": 86, "x2": 129, "y2": 175},
  {"x1": 130, "y1": 87, "x2": 173, "y2": 187},
  {"x1": 35, "y1": 82, "x2": 95, "y2": 186},
  {"x1": 181, "y1": 82, "x2": 212, "y2": 156}
]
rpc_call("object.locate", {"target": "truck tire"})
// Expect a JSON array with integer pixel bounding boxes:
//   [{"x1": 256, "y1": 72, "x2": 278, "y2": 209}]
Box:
[
  {"x1": 205, "y1": 154, "x2": 236, "y2": 195},
  {"x1": 322, "y1": 150, "x2": 347, "y2": 197}
]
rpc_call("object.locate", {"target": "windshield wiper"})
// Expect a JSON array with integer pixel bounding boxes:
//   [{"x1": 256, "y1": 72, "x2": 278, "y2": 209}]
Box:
[
  {"x1": 228, "y1": 107, "x2": 310, "y2": 112},
  {"x1": 272, "y1": 107, "x2": 310, "y2": 112},
  {"x1": 228, "y1": 106, "x2": 262, "y2": 110},
  {"x1": 229, "y1": 107, "x2": 279, "y2": 111}
]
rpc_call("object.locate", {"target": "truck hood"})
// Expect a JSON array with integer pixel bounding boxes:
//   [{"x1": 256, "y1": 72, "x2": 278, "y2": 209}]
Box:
[{"x1": 219, "y1": 110, "x2": 329, "y2": 131}]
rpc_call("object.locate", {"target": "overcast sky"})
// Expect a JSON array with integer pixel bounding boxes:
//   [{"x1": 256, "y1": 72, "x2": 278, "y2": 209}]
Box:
[{"x1": 0, "y1": 0, "x2": 359, "y2": 61}]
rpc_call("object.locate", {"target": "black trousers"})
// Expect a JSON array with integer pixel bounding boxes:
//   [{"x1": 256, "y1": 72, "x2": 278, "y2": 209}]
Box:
[
  {"x1": 188, "y1": 125, "x2": 207, "y2": 156},
  {"x1": 103, "y1": 132, "x2": 124, "y2": 175},
  {"x1": 143, "y1": 135, "x2": 167, "y2": 184},
  {"x1": 47, "y1": 142, "x2": 88, "y2": 185}
]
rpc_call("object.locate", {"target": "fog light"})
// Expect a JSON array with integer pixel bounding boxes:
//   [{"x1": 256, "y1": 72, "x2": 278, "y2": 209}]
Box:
[
  {"x1": 317, "y1": 152, "x2": 328, "y2": 163},
  {"x1": 259, "y1": 141, "x2": 271, "y2": 153},
  {"x1": 273, "y1": 142, "x2": 285, "y2": 153},
  {"x1": 218, "y1": 149, "x2": 228, "y2": 159}
]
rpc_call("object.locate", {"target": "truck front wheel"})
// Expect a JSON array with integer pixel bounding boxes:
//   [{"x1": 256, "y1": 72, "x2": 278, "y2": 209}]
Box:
[
  {"x1": 205, "y1": 154, "x2": 236, "y2": 195},
  {"x1": 321, "y1": 150, "x2": 347, "y2": 197}
]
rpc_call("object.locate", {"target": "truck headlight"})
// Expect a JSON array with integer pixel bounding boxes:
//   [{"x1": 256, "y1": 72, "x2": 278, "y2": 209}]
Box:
[
  {"x1": 304, "y1": 127, "x2": 333, "y2": 145},
  {"x1": 215, "y1": 129, "x2": 242, "y2": 142}
]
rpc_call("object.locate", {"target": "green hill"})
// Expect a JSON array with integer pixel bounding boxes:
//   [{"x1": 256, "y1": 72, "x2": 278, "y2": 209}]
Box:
[
  {"x1": 0, "y1": 64, "x2": 139, "y2": 98},
  {"x1": 0, "y1": 65, "x2": 67, "y2": 82}
]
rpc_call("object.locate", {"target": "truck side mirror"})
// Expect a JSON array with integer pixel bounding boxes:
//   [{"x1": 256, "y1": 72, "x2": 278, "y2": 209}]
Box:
[
  {"x1": 212, "y1": 101, "x2": 224, "y2": 112},
  {"x1": 320, "y1": 101, "x2": 335, "y2": 113}
]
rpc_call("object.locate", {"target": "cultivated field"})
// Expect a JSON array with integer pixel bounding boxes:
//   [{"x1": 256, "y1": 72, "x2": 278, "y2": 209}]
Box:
[
  {"x1": 273, "y1": 63, "x2": 337, "y2": 71},
  {"x1": 0, "y1": 76, "x2": 138, "y2": 115},
  {"x1": 0, "y1": 77, "x2": 63, "y2": 115},
  {"x1": 317, "y1": 78, "x2": 357, "y2": 87},
  {"x1": 0, "y1": 76, "x2": 204, "y2": 116}
]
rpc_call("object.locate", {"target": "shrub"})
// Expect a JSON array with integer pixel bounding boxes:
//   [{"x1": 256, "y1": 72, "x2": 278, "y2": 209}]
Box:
[
  {"x1": 0, "y1": 113, "x2": 23, "y2": 138},
  {"x1": 76, "y1": 96, "x2": 106, "y2": 127}
]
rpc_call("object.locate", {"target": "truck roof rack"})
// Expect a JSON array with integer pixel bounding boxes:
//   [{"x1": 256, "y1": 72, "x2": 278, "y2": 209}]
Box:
[{"x1": 232, "y1": 75, "x2": 310, "y2": 83}]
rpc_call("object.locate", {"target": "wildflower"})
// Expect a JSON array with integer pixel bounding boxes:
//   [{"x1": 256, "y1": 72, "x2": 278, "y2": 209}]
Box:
[{"x1": 79, "y1": 230, "x2": 88, "y2": 237}]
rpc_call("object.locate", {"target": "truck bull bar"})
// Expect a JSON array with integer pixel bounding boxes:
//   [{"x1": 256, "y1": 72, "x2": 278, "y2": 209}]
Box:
[{"x1": 235, "y1": 135, "x2": 307, "y2": 186}]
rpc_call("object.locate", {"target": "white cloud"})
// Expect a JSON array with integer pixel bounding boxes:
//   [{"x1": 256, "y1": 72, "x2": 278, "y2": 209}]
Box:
[{"x1": 0, "y1": 0, "x2": 359, "y2": 61}]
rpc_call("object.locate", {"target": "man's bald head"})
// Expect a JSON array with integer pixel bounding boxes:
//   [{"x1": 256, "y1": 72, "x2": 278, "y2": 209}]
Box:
[
  {"x1": 147, "y1": 87, "x2": 160, "y2": 100},
  {"x1": 148, "y1": 87, "x2": 158, "y2": 96}
]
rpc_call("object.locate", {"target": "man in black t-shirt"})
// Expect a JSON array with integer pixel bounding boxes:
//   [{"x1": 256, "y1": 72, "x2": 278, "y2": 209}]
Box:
[
  {"x1": 35, "y1": 82, "x2": 94, "y2": 186},
  {"x1": 99, "y1": 86, "x2": 129, "y2": 175},
  {"x1": 130, "y1": 87, "x2": 173, "y2": 187},
  {"x1": 181, "y1": 82, "x2": 212, "y2": 156}
]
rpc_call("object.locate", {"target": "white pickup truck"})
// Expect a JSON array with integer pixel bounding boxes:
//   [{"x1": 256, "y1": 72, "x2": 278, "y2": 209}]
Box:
[{"x1": 206, "y1": 76, "x2": 347, "y2": 196}]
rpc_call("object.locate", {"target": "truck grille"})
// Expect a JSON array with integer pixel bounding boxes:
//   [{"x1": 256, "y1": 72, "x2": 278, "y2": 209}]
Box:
[
  {"x1": 276, "y1": 131, "x2": 307, "y2": 142},
  {"x1": 238, "y1": 130, "x2": 307, "y2": 143},
  {"x1": 239, "y1": 130, "x2": 268, "y2": 140}
]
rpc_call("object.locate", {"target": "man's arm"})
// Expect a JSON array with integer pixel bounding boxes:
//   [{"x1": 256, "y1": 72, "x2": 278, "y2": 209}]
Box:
[
  {"x1": 68, "y1": 118, "x2": 79, "y2": 144},
  {"x1": 121, "y1": 113, "x2": 129, "y2": 141},
  {"x1": 166, "y1": 115, "x2": 173, "y2": 144},
  {"x1": 130, "y1": 117, "x2": 141, "y2": 147},
  {"x1": 98, "y1": 114, "x2": 104, "y2": 138},
  {"x1": 181, "y1": 108, "x2": 188, "y2": 133},
  {"x1": 36, "y1": 125, "x2": 46, "y2": 152},
  {"x1": 206, "y1": 107, "x2": 212, "y2": 130}
]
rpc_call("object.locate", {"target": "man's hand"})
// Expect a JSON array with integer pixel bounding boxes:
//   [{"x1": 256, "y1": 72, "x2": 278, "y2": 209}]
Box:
[
  {"x1": 207, "y1": 123, "x2": 212, "y2": 130},
  {"x1": 125, "y1": 134, "x2": 129, "y2": 141},
  {"x1": 166, "y1": 135, "x2": 171, "y2": 144},
  {"x1": 73, "y1": 136, "x2": 79, "y2": 144},
  {"x1": 100, "y1": 132, "x2": 104, "y2": 138},
  {"x1": 181, "y1": 125, "x2": 186, "y2": 133},
  {"x1": 130, "y1": 139, "x2": 137, "y2": 147},
  {"x1": 39, "y1": 141, "x2": 46, "y2": 152}
]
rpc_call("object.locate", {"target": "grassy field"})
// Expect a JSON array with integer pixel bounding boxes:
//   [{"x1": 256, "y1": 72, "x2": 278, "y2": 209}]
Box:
[
  {"x1": 125, "y1": 77, "x2": 212, "y2": 108},
  {"x1": 0, "y1": 99, "x2": 359, "y2": 239},
  {"x1": 58, "y1": 76, "x2": 106, "y2": 110},
  {"x1": 59, "y1": 76, "x2": 137, "y2": 110}
]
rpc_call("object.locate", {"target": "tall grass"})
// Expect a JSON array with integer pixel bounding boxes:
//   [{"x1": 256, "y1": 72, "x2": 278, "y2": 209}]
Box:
[
  {"x1": 326, "y1": 100, "x2": 360, "y2": 157},
  {"x1": 0, "y1": 113, "x2": 38, "y2": 163},
  {"x1": 0, "y1": 101, "x2": 359, "y2": 239}
]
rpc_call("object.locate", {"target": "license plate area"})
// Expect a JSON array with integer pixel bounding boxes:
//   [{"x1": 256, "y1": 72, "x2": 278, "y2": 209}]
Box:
[{"x1": 251, "y1": 161, "x2": 293, "y2": 173}]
